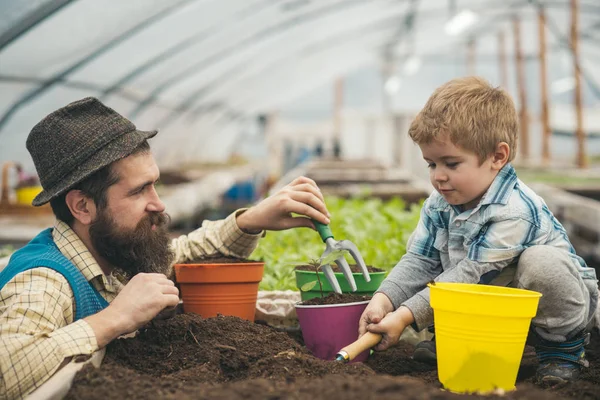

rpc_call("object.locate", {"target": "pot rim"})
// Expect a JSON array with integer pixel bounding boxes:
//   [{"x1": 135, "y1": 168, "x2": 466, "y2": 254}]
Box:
[
  {"x1": 174, "y1": 261, "x2": 265, "y2": 268},
  {"x1": 294, "y1": 299, "x2": 370, "y2": 309},
  {"x1": 293, "y1": 268, "x2": 386, "y2": 274}
]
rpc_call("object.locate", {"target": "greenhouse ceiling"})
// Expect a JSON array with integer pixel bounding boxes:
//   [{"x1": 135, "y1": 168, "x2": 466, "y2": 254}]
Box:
[{"x1": 1, "y1": 0, "x2": 600, "y2": 168}]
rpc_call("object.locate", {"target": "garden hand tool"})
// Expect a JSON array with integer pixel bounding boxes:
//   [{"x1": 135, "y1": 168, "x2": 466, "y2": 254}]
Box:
[
  {"x1": 335, "y1": 332, "x2": 382, "y2": 362},
  {"x1": 312, "y1": 220, "x2": 370, "y2": 294}
]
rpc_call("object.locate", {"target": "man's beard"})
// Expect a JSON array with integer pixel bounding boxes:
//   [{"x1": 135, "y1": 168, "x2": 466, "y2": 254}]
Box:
[{"x1": 89, "y1": 209, "x2": 174, "y2": 277}]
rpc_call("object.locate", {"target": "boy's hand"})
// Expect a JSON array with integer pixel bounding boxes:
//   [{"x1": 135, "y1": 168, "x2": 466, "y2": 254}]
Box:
[
  {"x1": 366, "y1": 306, "x2": 415, "y2": 351},
  {"x1": 358, "y1": 293, "x2": 394, "y2": 337}
]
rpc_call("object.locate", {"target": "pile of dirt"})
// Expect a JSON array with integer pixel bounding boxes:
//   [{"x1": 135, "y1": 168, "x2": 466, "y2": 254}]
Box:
[
  {"x1": 66, "y1": 313, "x2": 600, "y2": 400},
  {"x1": 67, "y1": 314, "x2": 373, "y2": 400}
]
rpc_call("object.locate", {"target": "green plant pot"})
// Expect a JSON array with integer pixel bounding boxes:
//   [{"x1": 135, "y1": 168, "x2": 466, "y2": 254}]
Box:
[{"x1": 294, "y1": 268, "x2": 387, "y2": 301}]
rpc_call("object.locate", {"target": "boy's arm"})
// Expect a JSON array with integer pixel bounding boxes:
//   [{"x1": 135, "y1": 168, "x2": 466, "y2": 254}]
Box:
[
  {"x1": 377, "y1": 252, "x2": 442, "y2": 309},
  {"x1": 403, "y1": 217, "x2": 532, "y2": 331},
  {"x1": 403, "y1": 258, "x2": 515, "y2": 330},
  {"x1": 376, "y1": 199, "x2": 443, "y2": 309}
]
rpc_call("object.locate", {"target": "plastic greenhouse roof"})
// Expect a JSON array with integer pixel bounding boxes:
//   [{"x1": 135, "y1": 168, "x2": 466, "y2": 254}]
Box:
[{"x1": 1, "y1": 0, "x2": 600, "y2": 169}]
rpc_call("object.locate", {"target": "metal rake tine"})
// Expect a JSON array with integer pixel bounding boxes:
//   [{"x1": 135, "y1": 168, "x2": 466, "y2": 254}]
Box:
[
  {"x1": 338, "y1": 240, "x2": 370, "y2": 282},
  {"x1": 321, "y1": 264, "x2": 342, "y2": 294},
  {"x1": 334, "y1": 256, "x2": 357, "y2": 292}
]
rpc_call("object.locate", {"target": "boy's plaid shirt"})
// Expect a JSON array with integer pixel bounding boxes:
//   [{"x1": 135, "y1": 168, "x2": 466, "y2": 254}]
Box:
[
  {"x1": 378, "y1": 163, "x2": 596, "y2": 330},
  {"x1": 0, "y1": 210, "x2": 261, "y2": 399}
]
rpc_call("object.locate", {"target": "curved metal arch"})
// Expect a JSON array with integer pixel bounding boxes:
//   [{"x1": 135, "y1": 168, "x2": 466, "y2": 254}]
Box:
[
  {"x1": 0, "y1": 74, "x2": 143, "y2": 102},
  {"x1": 0, "y1": 0, "x2": 74, "y2": 52},
  {"x1": 236, "y1": 46, "x2": 379, "y2": 113},
  {"x1": 127, "y1": 0, "x2": 373, "y2": 119},
  {"x1": 100, "y1": 0, "x2": 274, "y2": 100},
  {"x1": 164, "y1": 35, "x2": 383, "y2": 146},
  {"x1": 155, "y1": 8, "x2": 410, "y2": 128},
  {"x1": 0, "y1": 0, "x2": 197, "y2": 135}
]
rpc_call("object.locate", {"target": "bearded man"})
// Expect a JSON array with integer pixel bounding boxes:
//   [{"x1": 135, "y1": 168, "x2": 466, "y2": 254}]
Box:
[{"x1": 0, "y1": 98, "x2": 330, "y2": 399}]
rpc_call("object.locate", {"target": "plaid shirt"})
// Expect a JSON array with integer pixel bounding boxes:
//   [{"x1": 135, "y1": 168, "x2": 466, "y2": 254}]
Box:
[
  {"x1": 0, "y1": 211, "x2": 261, "y2": 399},
  {"x1": 378, "y1": 164, "x2": 597, "y2": 331}
]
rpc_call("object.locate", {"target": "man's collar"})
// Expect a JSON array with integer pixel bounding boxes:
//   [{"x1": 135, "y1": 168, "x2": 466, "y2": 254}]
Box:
[{"x1": 51, "y1": 220, "x2": 107, "y2": 284}]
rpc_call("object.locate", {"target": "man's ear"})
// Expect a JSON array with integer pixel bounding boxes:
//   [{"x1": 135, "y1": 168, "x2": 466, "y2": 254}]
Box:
[
  {"x1": 65, "y1": 190, "x2": 97, "y2": 225},
  {"x1": 492, "y1": 142, "x2": 510, "y2": 170}
]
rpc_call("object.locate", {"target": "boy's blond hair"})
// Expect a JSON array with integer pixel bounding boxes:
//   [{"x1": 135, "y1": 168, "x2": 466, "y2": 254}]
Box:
[{"x1": 408, "y1": 76, "x2": 518, "y2": 163}]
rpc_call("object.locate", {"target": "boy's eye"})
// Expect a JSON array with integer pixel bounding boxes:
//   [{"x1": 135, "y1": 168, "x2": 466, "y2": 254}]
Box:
[
  {"x1": 427, "y1": 163, "x2": 436, "y2": 169},
  {"x1": 446, "y1": 162, "x2": 459, "y2": 169}
]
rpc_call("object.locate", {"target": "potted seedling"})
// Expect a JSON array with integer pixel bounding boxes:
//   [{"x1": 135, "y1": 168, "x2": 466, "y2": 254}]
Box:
[
  {"x1": 173, "y1": 256, "x2": 264, "y2": 321},
  {"x1": 295, "y1": 261, "x2": 386, "y2": 301}
]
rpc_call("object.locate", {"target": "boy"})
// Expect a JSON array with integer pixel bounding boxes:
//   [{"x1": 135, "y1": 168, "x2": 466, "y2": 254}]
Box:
[{"x1": 359, "y1": 77, "x2": 598, "y2": 388}]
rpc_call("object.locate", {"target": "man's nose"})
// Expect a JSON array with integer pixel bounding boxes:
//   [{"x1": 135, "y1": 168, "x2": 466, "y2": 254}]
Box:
[{"x1": 147, "y1": 187, "x2": 166, "y2": 213}]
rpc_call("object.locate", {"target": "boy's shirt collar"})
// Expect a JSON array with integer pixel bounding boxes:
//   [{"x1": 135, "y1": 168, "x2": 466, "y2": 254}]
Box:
[
  {"x1": 479, "y1": 163, "x2": 518, "y2": 206},
  {"x1": 429, "y1": 163, "x2": 518, "y2": 213}
]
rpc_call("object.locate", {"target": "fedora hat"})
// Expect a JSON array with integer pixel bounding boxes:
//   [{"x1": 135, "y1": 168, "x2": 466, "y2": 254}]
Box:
[{"x1": 26, "y1": 97, "x2": 157, "y2": 206}]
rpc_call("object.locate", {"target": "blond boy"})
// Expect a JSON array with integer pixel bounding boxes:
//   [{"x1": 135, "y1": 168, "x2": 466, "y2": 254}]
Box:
[{"x1": 359, "y1": 77, "x2": 598, "y2": 387}]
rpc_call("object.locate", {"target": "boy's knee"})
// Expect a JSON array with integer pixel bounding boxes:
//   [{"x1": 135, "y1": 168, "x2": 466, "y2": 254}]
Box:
[{"x1": 516, "y1": 246, "x2": 576, "y2": 285}]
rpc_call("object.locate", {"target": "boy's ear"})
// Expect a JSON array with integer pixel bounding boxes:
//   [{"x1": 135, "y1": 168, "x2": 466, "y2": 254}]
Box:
[
  {"x1": 491, "y1": 142, "x2": 510, "y2": 170},
  {"x1": 65, "y1": 190, "x2": 97, "y2": 225}
]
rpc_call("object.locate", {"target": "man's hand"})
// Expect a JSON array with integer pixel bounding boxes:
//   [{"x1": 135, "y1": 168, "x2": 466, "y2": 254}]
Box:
[
  {"x1": 236, "y1": 176, "x2": 330, "y2": 233},
  {"x1": 358, "y1": 292, "x2": 394, "y2": 338},
  {"x1": 366, "y1": 306, "x2": 415, "y2": 351},
  {"x1": 85, "y1": 273, "x2": 179, "y2": 347}
]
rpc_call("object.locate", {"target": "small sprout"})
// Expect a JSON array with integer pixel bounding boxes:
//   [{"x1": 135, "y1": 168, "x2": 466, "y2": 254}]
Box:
[{"x1": 297, "y1": 249, "x2": 350, "y2": 298}]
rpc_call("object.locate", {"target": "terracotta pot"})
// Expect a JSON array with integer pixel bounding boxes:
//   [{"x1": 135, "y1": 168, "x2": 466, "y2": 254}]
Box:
[{"x1": 174, "y1": 262, "x2": 264, "y2": 321}]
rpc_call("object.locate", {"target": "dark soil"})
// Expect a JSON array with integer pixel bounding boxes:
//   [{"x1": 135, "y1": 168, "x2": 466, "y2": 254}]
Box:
[
  {"x1": 179, "y1": 256, "x2": 260, "y2": 264},
  {"x1": 295, "y1": 264, "x2": 385, "y2": 273},
  {"x1": 67, "y1": 313, "x2": 600, "y2": 400},
  {"x1": 300, "y1": 292, "x2": 371, "y2": 306}
]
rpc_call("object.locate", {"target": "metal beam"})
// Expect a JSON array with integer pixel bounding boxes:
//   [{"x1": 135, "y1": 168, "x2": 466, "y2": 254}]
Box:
[
  {"x1": 529, "y1": 0, "x2": 600, "y2": 99},
  {"x1": 538, "y1": 5, "x2": 552, "y2": 165},
  {"x1": 127, "y1": 0, "x2": 370, "y2": 119},
  {"x1": 100, "y1": 0, "x2": 272, "y2": 100},
  {"x1": 156, "y1": 10, "x2": 408, "y2": 128},
  {"x1": 0, "y1": 0, "x2": 74, "y2": 52},
  {"x1": 0, "y1": 0, "x2": 196, "y2": 135}
]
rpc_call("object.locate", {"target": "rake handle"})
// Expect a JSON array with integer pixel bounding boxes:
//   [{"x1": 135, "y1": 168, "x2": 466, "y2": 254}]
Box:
[
  {"x1": 312, "y1": 219, "x2": 334, "y2": 242},
  {"x1": 336, "y1": 332, "x2": 382, "y2": 362}
]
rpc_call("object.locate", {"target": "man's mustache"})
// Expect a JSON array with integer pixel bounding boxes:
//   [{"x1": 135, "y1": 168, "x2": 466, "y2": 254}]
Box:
[{"x1": 144, "y1": 212, "x2": 170, "y2": 229}]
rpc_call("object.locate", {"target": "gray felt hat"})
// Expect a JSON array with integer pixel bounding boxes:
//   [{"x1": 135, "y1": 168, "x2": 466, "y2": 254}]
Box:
[{"x1": 26, "y1": 97, "x2": 157, "y2": 206}]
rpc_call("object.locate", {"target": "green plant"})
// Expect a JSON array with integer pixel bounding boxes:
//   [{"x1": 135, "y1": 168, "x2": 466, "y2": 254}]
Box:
[
  {"x1": 254, "y1": 196, "x2": 423, "y2": 291},
  {"x1": 0, "y1": 245, "x2": 14, "y2": 258},
  {"x1": 298, "y1": 249, "x2": 349, "y2": 296}
]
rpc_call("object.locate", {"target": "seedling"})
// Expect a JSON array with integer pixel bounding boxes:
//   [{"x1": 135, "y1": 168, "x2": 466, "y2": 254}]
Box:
[{"x1": 299, "y1": 249, "x2": 350, "y2": 297}]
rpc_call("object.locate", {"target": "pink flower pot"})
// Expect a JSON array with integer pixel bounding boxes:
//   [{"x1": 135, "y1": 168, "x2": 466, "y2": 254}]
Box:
[{"x1": 295, "y1": 300, "x2": 370, "y2": 362}]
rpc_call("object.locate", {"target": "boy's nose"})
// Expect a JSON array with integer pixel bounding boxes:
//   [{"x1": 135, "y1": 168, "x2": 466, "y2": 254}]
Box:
[{"x1": 434, "y1": 170, "x2": 448, "y2": 182}]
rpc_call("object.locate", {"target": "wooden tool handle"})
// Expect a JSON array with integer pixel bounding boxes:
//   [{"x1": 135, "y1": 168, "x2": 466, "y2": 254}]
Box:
[{"x1": 338, "y1": 332, "x2": 382, "y2": 361}]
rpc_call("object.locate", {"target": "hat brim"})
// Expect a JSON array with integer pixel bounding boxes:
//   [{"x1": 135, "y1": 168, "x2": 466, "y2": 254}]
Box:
[{"x1": 32, "y1": 129, "x2": 158, "y2": 206}]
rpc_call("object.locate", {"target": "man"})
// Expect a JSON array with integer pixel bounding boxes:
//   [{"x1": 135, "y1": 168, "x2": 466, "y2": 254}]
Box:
[{"x1": 0, "y1": 97, "x2": 330, "y2": 399}]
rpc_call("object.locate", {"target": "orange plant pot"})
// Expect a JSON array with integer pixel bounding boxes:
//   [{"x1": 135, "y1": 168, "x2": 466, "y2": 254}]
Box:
[{"x1": 174, "y1": 262, "x2": 264, "y2": 321}]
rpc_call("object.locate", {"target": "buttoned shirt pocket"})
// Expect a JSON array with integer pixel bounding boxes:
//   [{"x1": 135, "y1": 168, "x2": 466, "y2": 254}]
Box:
[{"x1": 433, "y1": 229, "x2": 449, "y2": 254}]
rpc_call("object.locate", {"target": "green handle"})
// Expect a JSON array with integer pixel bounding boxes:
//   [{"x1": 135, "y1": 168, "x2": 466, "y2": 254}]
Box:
[{"x1": 313, "y1": 219, "x2": 334, "y2": 242}]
